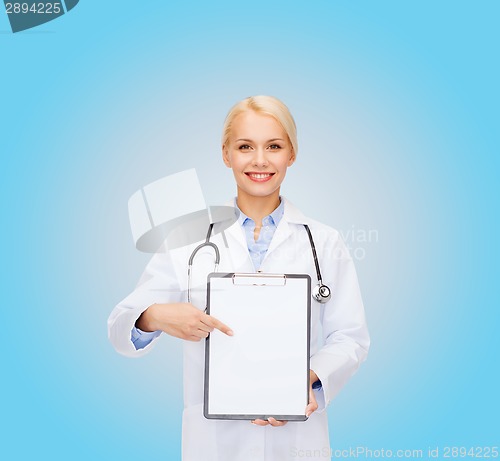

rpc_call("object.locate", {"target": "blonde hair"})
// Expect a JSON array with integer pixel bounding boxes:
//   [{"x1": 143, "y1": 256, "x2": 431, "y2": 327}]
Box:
[{"x1": 222, "y1": 95, "x2": 298, "y2": 156}]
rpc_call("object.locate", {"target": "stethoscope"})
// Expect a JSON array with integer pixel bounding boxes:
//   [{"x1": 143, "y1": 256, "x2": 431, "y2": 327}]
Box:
[{"x1": 187, "y1": 223, "x2": 332, "y2": 304}]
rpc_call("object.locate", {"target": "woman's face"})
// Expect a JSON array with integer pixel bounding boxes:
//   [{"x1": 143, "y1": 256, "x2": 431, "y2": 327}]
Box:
[{"x1": 222, "y1": 110, "x2": 295, "y2": 200}]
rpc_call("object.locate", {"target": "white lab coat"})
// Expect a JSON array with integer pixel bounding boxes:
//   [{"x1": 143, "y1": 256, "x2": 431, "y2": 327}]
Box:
[{"x1": 108, "y1": 197, "x2": 370, "y2": 461}]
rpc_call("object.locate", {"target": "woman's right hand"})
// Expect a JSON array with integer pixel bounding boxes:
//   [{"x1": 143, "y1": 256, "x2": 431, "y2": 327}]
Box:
[{"x1": 135, "y1": 303, "x2": 233, "y2": 341}]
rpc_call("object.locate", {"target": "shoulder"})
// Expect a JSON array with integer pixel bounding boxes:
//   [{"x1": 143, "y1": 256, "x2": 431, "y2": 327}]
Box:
[
  {"x1": 304, "y1": 217, "x2": 342, "y2": 242},
  {"x1": 283, "y1": 196, "x2": 342, "y2": 242},
  {"x1": 283, "y1": 197, "x2": 351, "y2": 260}
]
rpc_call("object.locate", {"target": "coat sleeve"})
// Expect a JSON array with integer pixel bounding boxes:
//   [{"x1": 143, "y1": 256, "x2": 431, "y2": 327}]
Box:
[
  {"x1": 107, "y1": 246, "x2": 184, "y2": 358},
  {"x1": 309, "y1": 232, "x2": 370, "y2": 411}
]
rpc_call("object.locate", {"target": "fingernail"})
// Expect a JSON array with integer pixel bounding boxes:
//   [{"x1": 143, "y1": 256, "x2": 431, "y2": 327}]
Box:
[
  {"x1": 227, "y1": 330, "x2": 234, "y2": 336},
  {"x1": 306, "y1": 411, "x2": 311, "y2": 417}
]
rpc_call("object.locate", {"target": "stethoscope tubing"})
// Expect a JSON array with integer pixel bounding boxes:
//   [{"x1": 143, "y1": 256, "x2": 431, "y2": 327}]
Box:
[{"x1": 187, "y1": 223, "x2": 331, "y2": 304}]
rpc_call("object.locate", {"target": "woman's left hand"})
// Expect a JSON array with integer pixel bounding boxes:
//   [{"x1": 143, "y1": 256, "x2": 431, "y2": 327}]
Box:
[
  {"x1": 251, "y1": 416, "x2": 288, "y2": 427},
  {"x1": 305, "y1": 369, "x2": 319, "y2": 417},
  {"x1": 251, "y1": 370, "x2": 319, "y2": 427}
]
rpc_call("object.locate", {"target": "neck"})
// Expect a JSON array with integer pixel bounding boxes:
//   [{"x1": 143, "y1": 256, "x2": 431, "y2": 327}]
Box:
[{"x1": 236, "y1": 188, "x2": 281, "y2": 224}]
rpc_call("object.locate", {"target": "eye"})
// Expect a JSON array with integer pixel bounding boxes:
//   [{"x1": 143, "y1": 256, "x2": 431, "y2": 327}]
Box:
[
  {"x1": 268, "y1": 144, "x2": 282, "y2": 150},
  {"x1": 238, "y1": 144, "x2": 252, "y2": 150}
]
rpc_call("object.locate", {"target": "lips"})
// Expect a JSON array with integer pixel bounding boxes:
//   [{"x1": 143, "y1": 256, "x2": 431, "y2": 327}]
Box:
[{"x1": 245, "y1": 172, "x2": 275, "y2": 182}]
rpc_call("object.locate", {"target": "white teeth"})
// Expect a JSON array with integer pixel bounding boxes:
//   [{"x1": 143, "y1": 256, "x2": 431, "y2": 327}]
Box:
[{"x1": 249, "y1": 173, "x2": 272, "y2": 179}]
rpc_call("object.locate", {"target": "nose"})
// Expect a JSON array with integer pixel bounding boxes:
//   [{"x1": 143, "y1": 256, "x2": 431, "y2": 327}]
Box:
[{"x1": 252, "y1": 148, "x2": 269, "y2": 168}]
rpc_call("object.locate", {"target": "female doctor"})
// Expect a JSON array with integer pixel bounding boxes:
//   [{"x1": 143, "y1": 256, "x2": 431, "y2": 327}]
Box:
[{"x1": 108, "y1": 95, "x2": 370, "y2": 460}]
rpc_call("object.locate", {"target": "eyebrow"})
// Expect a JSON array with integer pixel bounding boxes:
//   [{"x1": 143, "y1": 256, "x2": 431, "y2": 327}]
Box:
[{"x1": 235, "y1": 138, "x2": 285, "y2": 142}]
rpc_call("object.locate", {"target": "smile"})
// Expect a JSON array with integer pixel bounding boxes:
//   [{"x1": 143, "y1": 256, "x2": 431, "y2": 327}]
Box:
[{"x1": 245, "y1": 172, "x2": 275, "y2": 182}]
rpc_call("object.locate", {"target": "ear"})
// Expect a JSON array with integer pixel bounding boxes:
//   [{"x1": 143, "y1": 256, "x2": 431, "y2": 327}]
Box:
[
  {"x1": 222, "y1": 144, "x2": 231, "y2": 168},
  {"x1": 287, "y1": 149, "x2": 296, "y2": 167}
]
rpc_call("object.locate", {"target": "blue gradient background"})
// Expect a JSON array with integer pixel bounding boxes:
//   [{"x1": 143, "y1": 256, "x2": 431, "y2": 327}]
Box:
[{"x1": 1, "y1": 1, "x2": 498, "y2": 459}]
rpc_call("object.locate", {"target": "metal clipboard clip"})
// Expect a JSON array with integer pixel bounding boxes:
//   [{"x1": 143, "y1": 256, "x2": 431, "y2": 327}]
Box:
[{"x1": 232, "y1": 273, "x2": 287, "y2": 286}]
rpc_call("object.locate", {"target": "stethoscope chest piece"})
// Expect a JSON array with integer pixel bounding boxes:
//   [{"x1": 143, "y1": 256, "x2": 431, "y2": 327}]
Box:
[{"x1": 312, "y1": 283, "x2": 331, "y2": 303}]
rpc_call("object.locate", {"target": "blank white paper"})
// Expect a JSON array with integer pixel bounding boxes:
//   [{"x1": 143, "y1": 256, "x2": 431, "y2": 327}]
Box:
[{"x1": 205, "y1": 274, "x2": 310, "y2": 418}]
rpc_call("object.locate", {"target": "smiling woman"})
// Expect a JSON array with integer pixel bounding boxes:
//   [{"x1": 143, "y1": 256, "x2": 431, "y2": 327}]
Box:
[
  {"x1": 221, "y1": 96, "x2": 298, "y2": 242},
  {"x1": 108, "y1": 95, "x2": 370, "y2": 461},
  {"x1": 222, "y1": 108, "x2": 296, "y2": 237}
]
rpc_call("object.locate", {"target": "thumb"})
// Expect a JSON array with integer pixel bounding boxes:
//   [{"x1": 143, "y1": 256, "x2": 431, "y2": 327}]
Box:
[{"x1": 306, "y1": 386, "x2": 318, "y2": 417}]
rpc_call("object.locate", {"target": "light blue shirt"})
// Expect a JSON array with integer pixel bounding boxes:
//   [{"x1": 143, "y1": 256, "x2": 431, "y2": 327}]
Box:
[
  {"x1": 131, "y1": 198, "x2": 285, "y2": 350},
  {"x1": 236, "y1": 197, "x2": 285, "y2": 271},
  {"x1": 131, "y1": 325, "x2": 161, "y2": 350}
]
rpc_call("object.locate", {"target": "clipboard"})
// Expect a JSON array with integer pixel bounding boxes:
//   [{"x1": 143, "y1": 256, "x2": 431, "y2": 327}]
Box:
[{"x1": 204, "y1": 272, "x2": 311, "y2": 421}]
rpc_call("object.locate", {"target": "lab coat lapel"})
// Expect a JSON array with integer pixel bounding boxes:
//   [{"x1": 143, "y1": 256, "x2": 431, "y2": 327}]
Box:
[
  {"x1": 221, "y1": 198, "x2": 253, "y2": 271},
  {"x1": 224, "y1": 220, "x2": 247, "y2": 252},
  {"x1": 223, "y1": 222, "x2": 254, "y2": 271},
  {"x1": 265, "y1": 197, "x2": 308, "y2": 261},
  {"x1": 222, "y1": 197, "x2": 247, "y2": 250},
  {"x1": 265, "y1": 219, "x2": 291, "y2": 257}
]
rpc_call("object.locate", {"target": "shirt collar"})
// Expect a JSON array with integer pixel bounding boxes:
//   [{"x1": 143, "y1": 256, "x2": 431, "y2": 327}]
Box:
[{"x1": 235, "y1": 196, "x2": 285, "y2": 227}]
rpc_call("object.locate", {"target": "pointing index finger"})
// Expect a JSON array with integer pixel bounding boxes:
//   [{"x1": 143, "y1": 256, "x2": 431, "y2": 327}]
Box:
[{"x1": 203, "y1": 313, "x2": 234, "y2": 336}]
